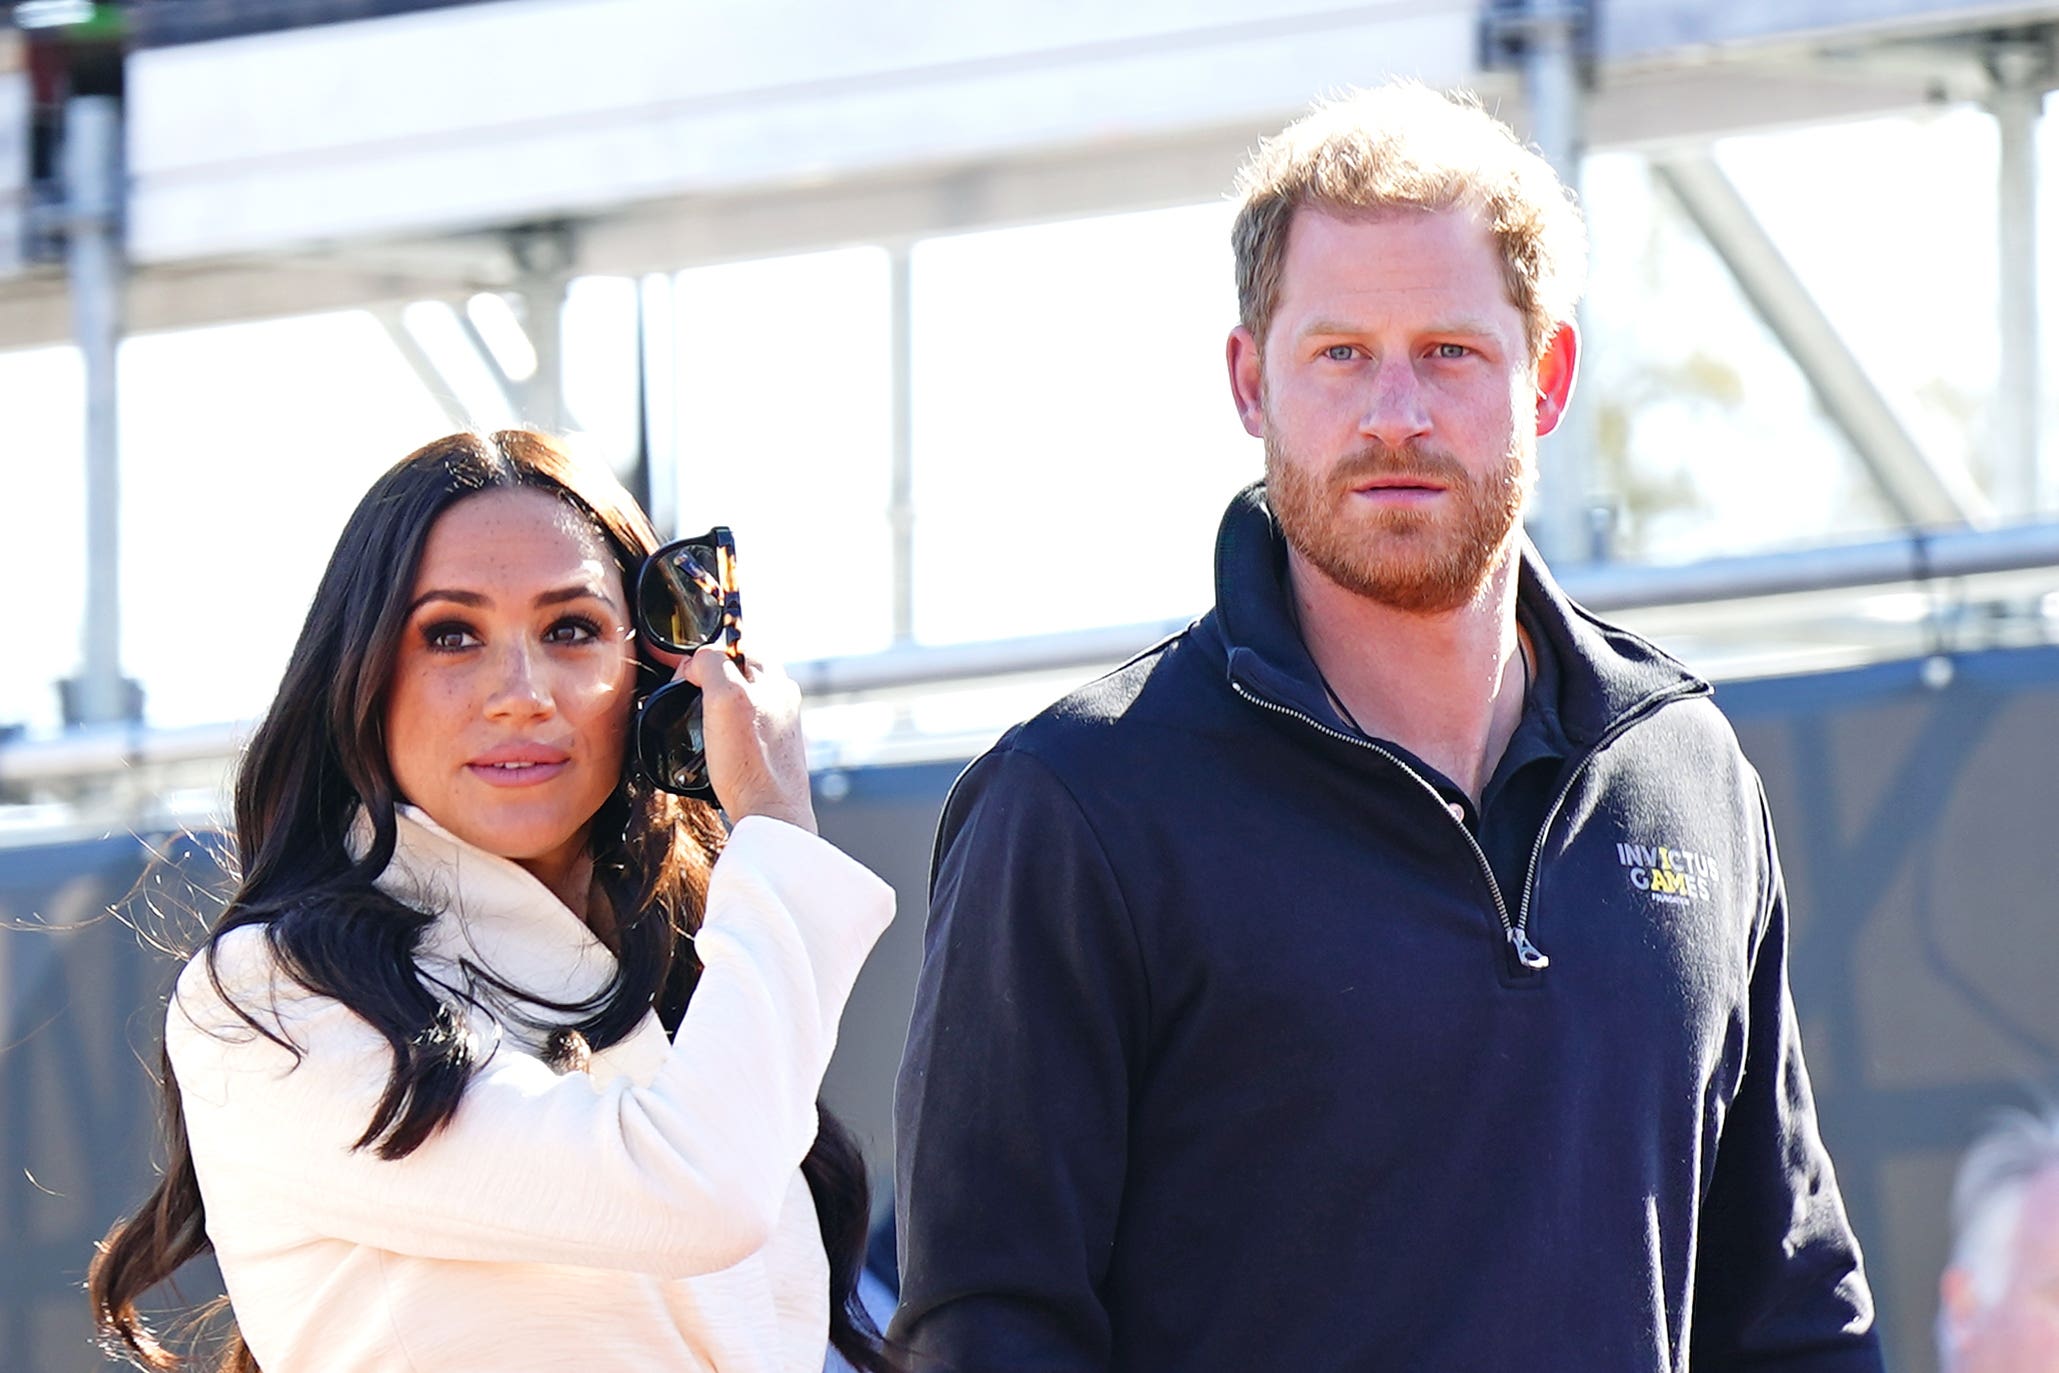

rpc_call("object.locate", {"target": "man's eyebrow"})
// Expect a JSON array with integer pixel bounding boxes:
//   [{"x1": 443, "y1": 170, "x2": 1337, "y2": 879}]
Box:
[
  {"x1": 1422, "y1": 317, "x2": 1502, "y2": 338},
  {"x1": 1300, "y1": 317, "x2": 1502, "y2": 338}
]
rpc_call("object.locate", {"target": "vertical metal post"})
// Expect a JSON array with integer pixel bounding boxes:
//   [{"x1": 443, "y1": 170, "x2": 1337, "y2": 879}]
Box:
[
  {"x1": 888, "y1": 243, "x2": 916, "y2": 645},
  {"x1": 625, "y1": 278, "x2": 654, "y2": 519},
  {"x1": 66, "y1": 94, "x2": 130, "y2": 726},
  {"x1": 638, "y1": 272, "x2": 679, "y2": 538},
  {"x1": 511, "y1": 223, "x2": 575, "y2": 433},
  {"x1": 1518, "y1": 0, "x2": 1596, "y2": 565},
  {"x1": 1989, "y1": 48, "x2": 2045, "y2": 517},
  {"x1": 520, "y1": 277, "x2": 568, "y2": 432}
]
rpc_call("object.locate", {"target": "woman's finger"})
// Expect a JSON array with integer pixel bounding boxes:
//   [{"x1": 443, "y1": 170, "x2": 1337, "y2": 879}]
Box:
[{"x1": 671, "y1": 645, "x2": 814, "y2": 832}]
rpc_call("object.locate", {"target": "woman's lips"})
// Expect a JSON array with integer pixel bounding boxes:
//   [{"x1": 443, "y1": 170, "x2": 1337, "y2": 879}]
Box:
[{"x1": 466, "y1": 744, "x2": 571, "y2": 787}]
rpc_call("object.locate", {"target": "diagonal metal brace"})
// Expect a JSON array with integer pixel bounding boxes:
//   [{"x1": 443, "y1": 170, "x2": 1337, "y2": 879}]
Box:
[{"x1": 1653, "y1": 154, "x2": 1991, "y2": 530}]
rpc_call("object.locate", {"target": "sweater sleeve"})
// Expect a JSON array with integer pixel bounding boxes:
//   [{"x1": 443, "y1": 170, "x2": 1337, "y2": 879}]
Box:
[
  {"x1": 1689, "y1": 789, "x2": 1884, "y2": 1371},
  {"x1": 890, "y1": 746, "x2": 1147, "y2": 1373},
  {"x1": 167, "y1": 816, "x2": 892, "y2": 1278}
]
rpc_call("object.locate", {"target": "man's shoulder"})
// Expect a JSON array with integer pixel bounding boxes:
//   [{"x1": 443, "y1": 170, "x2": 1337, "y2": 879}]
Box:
[
  {"x1": 999, "y1": 616, "x2": 1217, "y2": 759},
  {"x1": 946, "y1": 616, "x2": 1232, "y2": 821}
]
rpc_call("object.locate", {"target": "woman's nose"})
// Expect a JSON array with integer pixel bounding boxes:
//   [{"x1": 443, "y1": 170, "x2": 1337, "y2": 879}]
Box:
[{"x1": 484, "y1": 641, "x2": 553, "y2": 719}]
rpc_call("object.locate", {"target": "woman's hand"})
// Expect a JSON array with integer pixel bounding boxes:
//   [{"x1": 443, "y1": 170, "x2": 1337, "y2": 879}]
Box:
[{"x1": 678, "y1": 645, "x2": 817, "y2": 834}]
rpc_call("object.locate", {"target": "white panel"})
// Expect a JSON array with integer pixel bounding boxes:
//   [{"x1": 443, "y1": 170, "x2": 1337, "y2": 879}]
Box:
[
  {"x1": 120, "y1": 0, "x2": 1480, "y2": 262},
  {"x1": 1598, "y1": 0, "x2": 2059, "y2": 59}
]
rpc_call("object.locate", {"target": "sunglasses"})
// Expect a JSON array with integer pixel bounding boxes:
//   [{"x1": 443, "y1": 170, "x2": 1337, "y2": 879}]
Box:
[{"x1": 633, "y1": 526, "x2": 741, "y2": 800}]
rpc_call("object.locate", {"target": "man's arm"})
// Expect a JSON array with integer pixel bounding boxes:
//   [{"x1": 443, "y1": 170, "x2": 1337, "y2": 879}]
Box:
[
  {"x1": 1689, "y1": 785, "x2": 1884, "y2": 1372},
  {"x1": 891, "y1": 745, "x2": 1147, "y2": 1373}
]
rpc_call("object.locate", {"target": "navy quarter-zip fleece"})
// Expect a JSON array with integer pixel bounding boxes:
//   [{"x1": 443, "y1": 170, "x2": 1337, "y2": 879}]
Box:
[{"x1": 892, "y1": 483, "x2": 1882, "y2": 1372}]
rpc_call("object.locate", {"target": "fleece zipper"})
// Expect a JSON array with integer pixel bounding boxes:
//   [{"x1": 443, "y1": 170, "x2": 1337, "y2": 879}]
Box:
[{"x1": 1230, "y1": 674, "x2": 1707, "y2": 980}]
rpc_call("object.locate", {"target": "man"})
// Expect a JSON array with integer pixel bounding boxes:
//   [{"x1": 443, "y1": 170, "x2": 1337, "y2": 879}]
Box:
[
  {"x1": 1939, "y1": 1107, "x2": 2059, "y2": 1373},
  {"x1": 892, "y1": 83, "x2": 1881, "y2": 1371}
]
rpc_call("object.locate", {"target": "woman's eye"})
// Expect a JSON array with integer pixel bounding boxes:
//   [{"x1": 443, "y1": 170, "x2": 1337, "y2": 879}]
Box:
[
  {"x1": 544, "y1": 615, "x2": 604, "y2": 645},
  {"x1": 423, "y1": 622, "x2": 480, "y2": 652}
]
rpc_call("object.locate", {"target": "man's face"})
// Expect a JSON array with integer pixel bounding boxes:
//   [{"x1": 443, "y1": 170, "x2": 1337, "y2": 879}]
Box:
[
  {"x1": 1226, "y1": 206, "x2": 1575, "y2": 613},
  {"x1": 1944, "y1": 1169, "x2": 2059, "y2": 1373}
]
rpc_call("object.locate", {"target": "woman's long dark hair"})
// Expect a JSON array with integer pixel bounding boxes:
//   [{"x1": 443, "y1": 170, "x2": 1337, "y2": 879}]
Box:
[{"x1": 89, "y1": 431, "x2": 889, "y2": 1372}]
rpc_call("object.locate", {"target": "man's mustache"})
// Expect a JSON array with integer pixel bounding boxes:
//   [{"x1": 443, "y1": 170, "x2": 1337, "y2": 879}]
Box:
[{"x1": 1328, "y1": 443, "x2": 1469, "y2": 486}]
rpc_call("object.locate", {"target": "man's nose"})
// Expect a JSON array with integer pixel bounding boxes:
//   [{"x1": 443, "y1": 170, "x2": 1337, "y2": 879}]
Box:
[
  {"x1": 484, "y1": 641, "x2": 554, "y2": 718},
  {"x1": 1358, "y1": 361, "x2": 1433, "y2": 449}
]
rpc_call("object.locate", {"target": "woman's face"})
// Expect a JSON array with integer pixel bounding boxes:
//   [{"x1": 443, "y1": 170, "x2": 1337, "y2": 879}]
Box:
[{"x1": 384, "y1": 487, "x2": 639, "y2": 899}]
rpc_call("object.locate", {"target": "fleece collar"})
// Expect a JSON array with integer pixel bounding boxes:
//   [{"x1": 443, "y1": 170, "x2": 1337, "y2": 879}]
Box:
[{"x1": 1208, "y1": 480, "x2": 1708, "y2": 748}]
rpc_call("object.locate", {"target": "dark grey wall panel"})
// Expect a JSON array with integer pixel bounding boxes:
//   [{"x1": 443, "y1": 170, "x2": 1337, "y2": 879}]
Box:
[{"x1": 1719, "y1": 648, "x2": 2059, "y2": 1373}]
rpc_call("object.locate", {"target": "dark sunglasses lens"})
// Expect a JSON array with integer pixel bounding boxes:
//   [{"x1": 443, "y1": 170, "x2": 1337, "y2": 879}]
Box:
[
  {"x1": 639, "y1": 542, "x2": 724, "y2": 652},
  {"x1": 639, "y1": 686, "x2": 710, "y2": 794}
]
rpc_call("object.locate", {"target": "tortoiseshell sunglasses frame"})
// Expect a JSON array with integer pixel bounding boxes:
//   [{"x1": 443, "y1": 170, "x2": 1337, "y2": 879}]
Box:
[{"x1": 633, "y1": 527, "x2": 741, "y2": 800}]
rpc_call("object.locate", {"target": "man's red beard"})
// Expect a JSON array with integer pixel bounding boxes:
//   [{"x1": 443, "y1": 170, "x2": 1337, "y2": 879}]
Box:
[{"x1": 1265, "y1": 432, "x2": 1532, "y2": 614}]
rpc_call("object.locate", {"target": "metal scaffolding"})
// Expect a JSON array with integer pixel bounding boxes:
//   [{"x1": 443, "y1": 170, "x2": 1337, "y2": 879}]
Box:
[{"x1": 5, "y1": 0, "x2": 2057, "y2": 761}]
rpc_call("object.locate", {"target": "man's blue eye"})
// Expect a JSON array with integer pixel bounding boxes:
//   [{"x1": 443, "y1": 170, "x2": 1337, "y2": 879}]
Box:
[
  {"x1": 1323, "y1": 345, "x2": 1356, "y2": 361},
  {"x1": 1434, "y1": 343, "x2": 1469, "y2": 359}
]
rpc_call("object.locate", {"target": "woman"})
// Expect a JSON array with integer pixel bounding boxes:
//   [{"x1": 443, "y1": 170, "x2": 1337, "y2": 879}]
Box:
[{"x1": 89, "y1": 431, "x2": 896, "y2": 1372}]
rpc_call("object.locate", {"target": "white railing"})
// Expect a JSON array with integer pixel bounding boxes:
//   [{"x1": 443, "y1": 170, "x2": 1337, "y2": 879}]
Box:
[{"x1": 7, "y1": 520, "x2": 2059, "y2": 805}]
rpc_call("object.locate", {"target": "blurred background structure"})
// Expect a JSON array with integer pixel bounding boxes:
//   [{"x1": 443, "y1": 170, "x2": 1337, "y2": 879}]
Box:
[{"x1": 1, "y1": 0, "x2": 2056, "y2": 1368}]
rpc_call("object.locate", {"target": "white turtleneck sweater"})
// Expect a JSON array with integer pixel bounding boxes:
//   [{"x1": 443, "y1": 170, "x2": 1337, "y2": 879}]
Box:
[{"x1": 167, "y1": 807, "x2": 894, "y2": 1373}]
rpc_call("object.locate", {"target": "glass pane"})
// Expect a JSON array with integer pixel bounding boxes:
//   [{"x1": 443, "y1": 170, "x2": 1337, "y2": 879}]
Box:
[
  {"x1": 561, "y1": 275, "x2": 642, "y2": 470},
  {"x1": 1580, "y1": 149, "x2": 1897, "y2": 564},
  {"x1": 1714, "y1": 108, "x2": 2025, "y2": 517},
  {"x1": 668, "y1": 247, "x2": 894, "y2": 662},
  {"x1": 910, "y1": 202, "x2": 1256, "y2": 644},
  {"x1": 1, "y1": 346, "x2": 86, "y2": 734},
  {"x1": 116, "y1": 311, "x2": 454, "y2": 728}
]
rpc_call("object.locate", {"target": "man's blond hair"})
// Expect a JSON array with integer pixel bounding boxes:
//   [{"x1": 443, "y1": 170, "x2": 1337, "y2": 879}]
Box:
[{"x1": 1231, "y1": 82, "x2": 1588, "y2": 358}]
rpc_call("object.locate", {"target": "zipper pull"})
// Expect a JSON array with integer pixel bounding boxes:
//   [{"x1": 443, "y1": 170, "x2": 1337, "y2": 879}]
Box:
[{"x1": 1508, "y1": 927, "x2": 1550, "y2": 972}]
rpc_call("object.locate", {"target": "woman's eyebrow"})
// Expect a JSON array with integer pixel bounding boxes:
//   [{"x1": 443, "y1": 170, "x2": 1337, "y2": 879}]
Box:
[
  {"x1": 535, "y1": 582, "x2": 619, "y2": 609},
  {"x1": 408, "y1": 588, "x2": 488, "y2": 613}
]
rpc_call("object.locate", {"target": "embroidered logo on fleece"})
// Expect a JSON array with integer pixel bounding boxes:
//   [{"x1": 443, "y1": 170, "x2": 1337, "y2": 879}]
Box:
[{"x1": 1615, "y1": 842, "x2": 1717, "y2": 904}]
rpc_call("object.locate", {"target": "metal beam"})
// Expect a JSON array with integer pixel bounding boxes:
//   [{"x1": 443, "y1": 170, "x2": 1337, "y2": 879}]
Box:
[
  {"x1": 0, "y1": 53, "x2": 2002, "y2": 356},
  {"x1": 0, "y1": 256, "x2": 495, "y2": 351},
  {"x1": 1499, "y1": 0, "x2": 1600, "y2": 564},
  {"x1": 373, "y1": 305, "x2": 474, "y2": 431},
  {"x1": 62, "y1": 94, "x2": 131, "y2": 726},
  {"x1": 1987, "y1": 38, "x2": 2047, "y2": 517},
  {"x1": 13, "y1": 517, "x2": 2059, "y2": 793},
  {"x1": 1562, "y1": 517, "x2": 2059, "y2": 608},
  {"x1": 1653, "y1": 153, "x2": 1993, "y2": 529},
  {"x1": 508, "y1": 221, "x2": 573, "y2": 432},
  {"x1": 887, "y1": 243, "x2": 915, "y2": 645},
  {"x1": 635, "y1": 271, "x2": 678, "y2": 537},
  {"x1": 448, "y1": 299, "x2": 523, "y2": 421},
  {"x1": 1595, "y1": 0, "x2": 2059, "y2": 63}
]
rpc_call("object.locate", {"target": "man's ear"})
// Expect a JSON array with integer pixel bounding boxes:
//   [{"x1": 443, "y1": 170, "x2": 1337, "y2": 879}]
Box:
[
  {"x1": 1534, "y1": 320, "x2": 1579, "y2": 438},
  {"x1": 1939, "y1": 1265, "x2": 1979, "y2": 1352},
  {"x1": 1227, "y1": 326, "x2": 1266, "y2": 439}
]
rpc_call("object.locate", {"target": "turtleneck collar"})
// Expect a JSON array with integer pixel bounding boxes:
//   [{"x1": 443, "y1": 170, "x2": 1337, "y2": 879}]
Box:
[{"x1": 353, "y1": 805, "x2": 622, "y2": 1013}]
